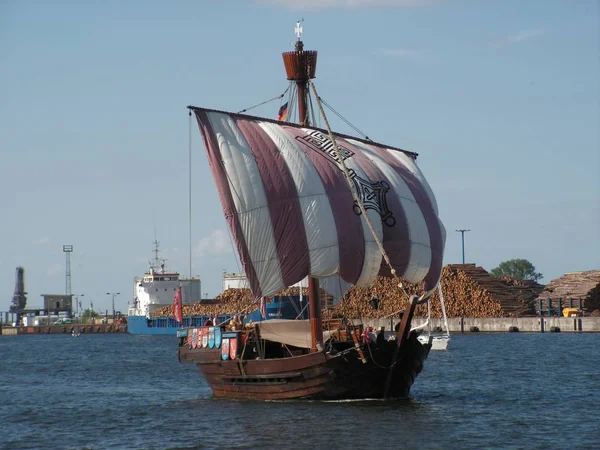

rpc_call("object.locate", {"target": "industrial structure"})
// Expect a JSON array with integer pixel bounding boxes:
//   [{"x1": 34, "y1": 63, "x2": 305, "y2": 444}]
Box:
[
  {"x1": 41, "y1": 294, "x2": 74, "y2": 315},
  {"x1": 63, "y1": 244, "x2": 73, "y2": 295},
  {"x1": 9, "y1": 267, "x2": 27, "y2": 325}
]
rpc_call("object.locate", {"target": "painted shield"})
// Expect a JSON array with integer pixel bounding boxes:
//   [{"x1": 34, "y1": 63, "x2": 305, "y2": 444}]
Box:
[
  {"x1": 176, "y1": 329, "x2": 188, "y2": 338},
  {"x1": 192, "y1": 328, "x2": 198, "y2": 349},
  {"x1": 202, "y1": 327, "x2": 208, "y2": 348},
  {"x1": 221, "y1": 338, "x2": 230, "y2": 361},
  {"x1": 208, "y1": 327, "x2": 215, "y2": 348},
  {"x1": 229, "y1": 337, "x2": 238, "y2": 360},
  {"x1": 187, "y1": 332, "x2": 193, "y2": 348},
  {"x1": 214, "y1": 327, "x2": 222, "y2": 349}
]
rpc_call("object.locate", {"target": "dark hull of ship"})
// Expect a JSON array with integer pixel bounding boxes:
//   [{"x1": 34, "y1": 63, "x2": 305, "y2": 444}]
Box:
[{"x1": 178, "y1": 332, "x2": 431, "y2": 400}]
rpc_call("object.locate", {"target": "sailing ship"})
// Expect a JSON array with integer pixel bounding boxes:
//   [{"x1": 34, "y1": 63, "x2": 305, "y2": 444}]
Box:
[{"x1": 177, "y1": 24, "x2": 446, "y2": 400}]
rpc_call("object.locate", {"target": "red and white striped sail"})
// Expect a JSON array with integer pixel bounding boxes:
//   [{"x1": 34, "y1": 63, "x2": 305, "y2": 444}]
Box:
[{"x1": 193, "y1": 107, "x2": 446, "y2": 298}]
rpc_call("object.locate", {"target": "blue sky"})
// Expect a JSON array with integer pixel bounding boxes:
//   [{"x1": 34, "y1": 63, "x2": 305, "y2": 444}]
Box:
[{"x1": 1, "y1": 0, "x2": 598, "y2": 314}]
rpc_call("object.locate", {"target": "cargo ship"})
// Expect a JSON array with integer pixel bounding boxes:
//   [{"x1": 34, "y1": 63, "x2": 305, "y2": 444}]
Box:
[
  {"x1": 127, "y1": 240, "x2": 202, "y2": 335},
  {"x1": 126, "y1": 240, "x2": 307, "y2": 335}
]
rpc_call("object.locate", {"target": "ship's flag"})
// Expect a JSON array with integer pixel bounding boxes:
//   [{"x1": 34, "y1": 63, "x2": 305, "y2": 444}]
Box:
[
  {"x1": 173, "y1": 287, "x2": 183, "y2": 323},
  {"x1": 277, "y1": 102, "x2": 288, "y2": 121}
]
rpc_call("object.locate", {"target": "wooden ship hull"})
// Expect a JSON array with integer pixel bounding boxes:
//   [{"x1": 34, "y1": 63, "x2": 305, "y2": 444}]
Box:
[
  {"x1": 179, "y1": 330, "x2": 430, "y2": 400},
  {"x1": 179, "y1": 297, "x2": 432, "y2": 401}
]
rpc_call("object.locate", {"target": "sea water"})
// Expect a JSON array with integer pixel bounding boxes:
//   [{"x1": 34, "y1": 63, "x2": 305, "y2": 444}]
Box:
[{"x1": 0, "y1": 333, "x2": 598, "y2": 450}]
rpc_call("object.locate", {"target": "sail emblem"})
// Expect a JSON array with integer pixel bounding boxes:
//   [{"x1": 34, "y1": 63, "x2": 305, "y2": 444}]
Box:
[
  {"x1": 296, "y1": 130, "x2": 395, "y2": 227},
  {"x1": 348, "y1": 169, "x2": 396, "y2": 227},
  {"x1": 295, "y1": 130, "x2": 354, "y2": 165}
]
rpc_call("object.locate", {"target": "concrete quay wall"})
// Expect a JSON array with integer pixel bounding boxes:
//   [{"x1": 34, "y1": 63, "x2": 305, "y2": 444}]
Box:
[{"x1": 362, "y1": 317, "x2": 600, "y2": 333}]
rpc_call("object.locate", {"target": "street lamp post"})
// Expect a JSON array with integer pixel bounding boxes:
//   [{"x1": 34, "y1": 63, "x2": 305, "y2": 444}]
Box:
[
  {"x1": 455, "y1": 229, "x2": 471, "y2": 264},
  {"x1": 106, "y1": 292, "x2": 120, "y2": 320},
  {"x1": 73, "y1": 294, "x2": 84, "y2": 318}
]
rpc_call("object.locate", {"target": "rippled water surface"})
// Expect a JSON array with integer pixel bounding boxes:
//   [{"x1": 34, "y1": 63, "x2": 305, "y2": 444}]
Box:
[{"x1": 1, "y1": 333, "x2": 599, "y2": 449}]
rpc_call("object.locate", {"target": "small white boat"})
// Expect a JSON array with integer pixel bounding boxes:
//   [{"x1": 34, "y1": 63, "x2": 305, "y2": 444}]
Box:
[
  {"x1": 417, "y1": 285, "x2": 451, "y2": 350},
  {"x1": 422, "y1": 333, "x2": 450, "y2": 350}
]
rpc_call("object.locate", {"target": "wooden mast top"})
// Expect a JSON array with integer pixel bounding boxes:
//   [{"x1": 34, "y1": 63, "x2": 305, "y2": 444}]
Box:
[
  {"x1": 282, "y1": 22, "x2": 317, "y2": 126},
  {"x1": 282, "y1": 23, "x2": 323, "y2": 351}
]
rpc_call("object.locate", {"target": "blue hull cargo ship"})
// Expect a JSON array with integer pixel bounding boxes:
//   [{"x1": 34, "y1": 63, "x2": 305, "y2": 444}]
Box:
[
  {"x1": 127, "y1": 295, "x2": 308, "y2": 335},
  {"x1": 126, "y1": 241, "x2": 309, "y2": 336}
]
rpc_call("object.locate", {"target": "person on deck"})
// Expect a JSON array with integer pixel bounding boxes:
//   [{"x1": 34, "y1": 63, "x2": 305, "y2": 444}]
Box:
[{"x1": 230, "y1": 315, "x2": 242, "y2": 331}]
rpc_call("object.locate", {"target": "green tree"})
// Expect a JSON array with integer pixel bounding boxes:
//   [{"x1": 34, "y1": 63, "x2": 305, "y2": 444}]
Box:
[
  {"x1": 490, "y1": 259, "x2": 543, "y2": 281},
  {"x1": 81, "y1": 308, "x2": 99, "y2": 321}
]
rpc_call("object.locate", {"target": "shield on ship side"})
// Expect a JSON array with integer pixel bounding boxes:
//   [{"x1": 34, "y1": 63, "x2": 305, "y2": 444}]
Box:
[
  {"x1": 202, "y1": 327, "x2": 209, "y2": 348},
  {"x1": 229, "y1": 337, "x2": 238, "y2": 360},
  {"x1": 221, "y1": 338, "x2": 230, "y2": 360},
  {"x1": 214, "y1": 327, "x2": 222, "y2": 348},
  {"x1": 191, "y1": 328, "x2": 198, "y2": 349},
  {"x1": 187, "y1": 332, "x2": 193, "y2": 348},
  {"x1": 208, "y1": 327, "x2": 215, "y2": 348}
]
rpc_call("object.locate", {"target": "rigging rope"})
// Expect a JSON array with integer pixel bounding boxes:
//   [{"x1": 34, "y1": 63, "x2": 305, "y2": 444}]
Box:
[
  {"x1": 308, "y1": 80, "x2": 408, "y2": 300},
  {"x1": 318, "y1": 96, "x2": 371, "y2": 141},
  {"x1": 237, "y1": 87, "x2": 289, "y2": 114}
]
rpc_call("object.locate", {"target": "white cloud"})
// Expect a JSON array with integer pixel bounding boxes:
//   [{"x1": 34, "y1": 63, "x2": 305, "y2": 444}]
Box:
[
  {"x1": 46, "y1": 264, "x2": 62, "y2": 277},
  {"x1": 194, "y1": 230, "x2": 232, "y2": 257},
  {"x1": 255, "y1": 0, "x2": 440, "y2": 10},
  {"x1": 375, "y1": 48, "x2": 420, "y2": 58},
  {"x1": 32, "y1": 237, "x2": 51, "y2": 246},
  {"x1": 492, "y1": 30, "x2": 544, "y2": 49}
]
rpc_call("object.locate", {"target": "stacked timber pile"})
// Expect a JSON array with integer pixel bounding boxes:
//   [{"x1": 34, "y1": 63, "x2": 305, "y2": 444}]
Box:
[
  {"x1": 151, "y1": 264, "x2": 546, "y2": 319},
  {"x1": 151, "y1": 286, "x2": 322, "y2": 318},
  {"x1": 152, "y1": 288, "x2": 256, "y2": 318},
  {"x1": 443, "y1": 265, "x2": 544, "y2": 316},
  {"x1": 536, "y1": 271, "x2": 600, "y2": 314},
  {"x1": 329, "y1": 264, "x2": 544, "y2": 319}
]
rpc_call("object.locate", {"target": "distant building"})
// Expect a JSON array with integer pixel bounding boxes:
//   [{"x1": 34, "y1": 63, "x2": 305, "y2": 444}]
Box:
[
  {"x1": 222, "y1": 272, "x2": 249, "y2": 291},
  {"x1": 41, "y1": 294, "x2": 74, "y2": 315}
]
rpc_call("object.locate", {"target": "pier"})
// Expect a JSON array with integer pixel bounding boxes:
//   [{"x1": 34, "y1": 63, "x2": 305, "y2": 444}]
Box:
[
  {"x1": 1, "y1": 323, "x2": 127, "y2": 335},
  {"x1": 364, "y1": 316, "x2": 600, "y2": 333}
]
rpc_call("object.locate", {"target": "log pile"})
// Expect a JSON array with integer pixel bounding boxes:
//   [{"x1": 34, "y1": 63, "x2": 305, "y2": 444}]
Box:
[
  {"x1": 536, "y1": 271, "x2": 600, "y2": 314},
  {"x1": 329, "y1": 264, "x2": 544, "y2": 319},
  {"x1": 151, "y1": 287, "x2": 323, "y2": 318},
  {"x1": 151, "y1": 264, "x2": 546, "y2": 319}
]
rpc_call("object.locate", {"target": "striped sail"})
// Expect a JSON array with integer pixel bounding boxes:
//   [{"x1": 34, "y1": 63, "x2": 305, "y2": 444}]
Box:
[{"x1": 193, "y1": 107, "x2": 446, "y2": 298}]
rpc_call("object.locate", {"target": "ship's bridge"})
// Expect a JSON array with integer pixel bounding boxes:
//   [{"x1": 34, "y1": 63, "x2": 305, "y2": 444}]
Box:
[{"x1": 143, "y1": 273, "x2": 180, "y2": 283}]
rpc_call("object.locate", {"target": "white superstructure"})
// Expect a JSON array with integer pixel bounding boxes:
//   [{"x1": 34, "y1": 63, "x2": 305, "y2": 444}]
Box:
[
  {"x1": 222, "y1": 272, "x2": 249, "y2": 291},
  {"x1": 128, "y1": 240, "x2": 201, "y2": 318}
]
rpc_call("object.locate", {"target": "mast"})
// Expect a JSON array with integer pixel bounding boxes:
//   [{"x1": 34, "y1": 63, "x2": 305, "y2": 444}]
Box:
[{"x1": 282, "y1": 22, "x2": 322, "y2": 351}]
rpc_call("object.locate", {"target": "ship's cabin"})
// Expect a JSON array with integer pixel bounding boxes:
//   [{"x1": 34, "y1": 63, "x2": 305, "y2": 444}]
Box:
[{"x1": 142, "y1": 271, "x2": 180, "y2": 283}]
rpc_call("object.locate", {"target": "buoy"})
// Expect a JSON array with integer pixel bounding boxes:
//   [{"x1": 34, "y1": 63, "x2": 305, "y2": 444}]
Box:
[
  {"x1": 469, "y1": 326, "x2": 480, "y2": 332},
  {"x1": 508, "y1": 326, "x2": 519, "y2": 332}
]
